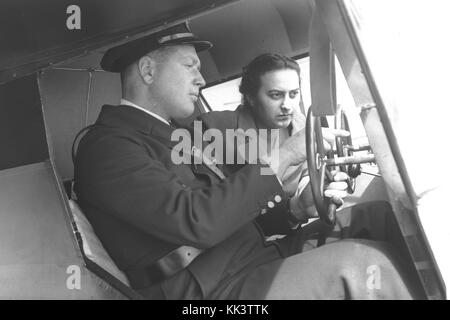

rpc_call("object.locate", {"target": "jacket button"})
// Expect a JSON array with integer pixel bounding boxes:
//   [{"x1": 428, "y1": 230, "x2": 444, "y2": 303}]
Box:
[
  {"x1": 274, "y1": 195, "x2": 282, "y2": 203},
  {"x1": 267, "y1": 201, "x2": 275, "y2": 209},
  {"x1": 261, "y1": 208, "x2": 267, "y2": 215}
]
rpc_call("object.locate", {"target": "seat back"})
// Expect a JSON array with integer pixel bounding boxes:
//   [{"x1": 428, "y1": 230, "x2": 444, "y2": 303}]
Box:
[{"x1": 68, "y1": 199, "x2": 130, "y2": 286}]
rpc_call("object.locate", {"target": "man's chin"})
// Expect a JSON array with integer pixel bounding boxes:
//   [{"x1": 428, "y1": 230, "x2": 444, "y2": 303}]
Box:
[
  {"x1": 274, "y1": 120, "x2": 291, "y2": 129},
  {"x1": 175, "y1": 105, "x2": 195, "y2": 120}
]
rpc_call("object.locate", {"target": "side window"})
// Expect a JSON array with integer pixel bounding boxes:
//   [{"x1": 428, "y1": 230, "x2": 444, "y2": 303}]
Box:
[
  {"x1": 201, "y1": 78, "x2": 242, "y2": 112},
  {"x1": 201, "y1": 56, "x2": 368, "y2": 147},
  {"x1": 334, "y1": 56, "x2": 368, "y2": 147},
  {"x1": 201, "y1": 57, "x2": 312, "y2": 112},
  {"x1": 297, "y1": 56, "x2": 368, "y2": 147}
]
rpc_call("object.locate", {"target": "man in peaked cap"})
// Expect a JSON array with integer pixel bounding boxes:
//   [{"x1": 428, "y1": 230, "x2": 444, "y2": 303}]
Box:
[
  {"x1": 101, "y1": 22, "x2": 212, "y2": 73},
  {"x1": 74, "y1": 22, "x2": 423, "y2": 299}
]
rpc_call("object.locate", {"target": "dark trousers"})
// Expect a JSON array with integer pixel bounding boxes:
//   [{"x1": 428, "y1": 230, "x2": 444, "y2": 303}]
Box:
[{"x1": 142, "y1": 201, "x2": 425, "y2": 299}]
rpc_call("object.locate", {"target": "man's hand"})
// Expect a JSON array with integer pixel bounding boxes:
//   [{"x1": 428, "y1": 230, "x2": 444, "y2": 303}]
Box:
[
  {"x1": 288, "y1": 170, "x2": 350, "y2": 225},
  {"x1": 275, "y1": 126, "x2": 350, "y2": 180},
  {"x1": 288, "y1": 183, "x2": 317, "y2": 224},
  {"x1": 324, "y1": 170, "x2": 349, "y2": 210}
]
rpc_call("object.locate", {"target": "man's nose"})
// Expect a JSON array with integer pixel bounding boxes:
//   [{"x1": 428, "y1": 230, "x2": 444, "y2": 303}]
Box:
[
  {"x1": 281, "y1": 98, "x2": 293, "y2": 112},
  {"x1": 194, "y1": 70, "x2": 206, "y2": 88}
]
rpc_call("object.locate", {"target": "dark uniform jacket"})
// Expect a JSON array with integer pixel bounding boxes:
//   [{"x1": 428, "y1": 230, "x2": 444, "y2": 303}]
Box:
[{"x1": 74, "y1": 105, "x2": 295, "y2": 297}]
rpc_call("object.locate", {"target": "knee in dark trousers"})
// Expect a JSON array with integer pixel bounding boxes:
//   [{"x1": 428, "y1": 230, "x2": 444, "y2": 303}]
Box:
[
  {"x1": 236, "y1": 239, "x2": 423, "y2": 300},
  {"x1": 330, "y1": 239, "x2": 423, "y2": 299}
]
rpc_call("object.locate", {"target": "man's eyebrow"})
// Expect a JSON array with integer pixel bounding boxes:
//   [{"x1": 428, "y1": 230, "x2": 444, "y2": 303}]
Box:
[
  {"x1": 267, "y1": 88, "x2": 299, "y2": 92},
  {"x1": 193, "y1": 57, "x2": 201, "y2": 67},
  {"x1": 193, "y1": 57, "x2": 201, "y2": 70}
]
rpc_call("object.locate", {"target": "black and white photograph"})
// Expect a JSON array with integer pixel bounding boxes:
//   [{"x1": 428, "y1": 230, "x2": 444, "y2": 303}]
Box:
[{"x1": 0, "y1": 0, "x2": 449, "y2": 305}]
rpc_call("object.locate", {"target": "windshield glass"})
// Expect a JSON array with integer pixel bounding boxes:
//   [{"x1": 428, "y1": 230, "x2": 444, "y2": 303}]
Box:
[{"x1": 344, "y1": 0, "x2": 450, "y2": 298}]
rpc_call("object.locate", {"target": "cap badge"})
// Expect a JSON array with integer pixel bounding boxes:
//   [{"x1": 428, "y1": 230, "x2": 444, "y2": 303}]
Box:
[{"x1": 158, "y1": 32, "x2": 195, "y2": 44}]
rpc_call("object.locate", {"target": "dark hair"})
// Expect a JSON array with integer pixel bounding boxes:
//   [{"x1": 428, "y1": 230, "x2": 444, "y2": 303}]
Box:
[{"x1": 239, "y1": 53, "x2": 301, "y2": 106}]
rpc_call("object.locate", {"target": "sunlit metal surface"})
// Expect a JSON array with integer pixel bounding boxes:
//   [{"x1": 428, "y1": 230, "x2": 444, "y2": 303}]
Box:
[{"x1": 315, "y1": 0, "x2": 447, "y2": 299}]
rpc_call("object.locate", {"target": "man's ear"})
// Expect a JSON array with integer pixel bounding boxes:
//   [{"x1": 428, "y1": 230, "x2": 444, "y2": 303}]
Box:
[{"x1": 138, "y1": 55, "x2": 155, "y2": 84}]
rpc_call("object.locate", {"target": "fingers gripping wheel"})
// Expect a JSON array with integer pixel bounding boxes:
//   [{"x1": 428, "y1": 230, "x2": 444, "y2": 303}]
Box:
[
  {"x1": 305, "y1": 107, "x2": 337, "y2": 226},
  {"x1": 306, "y1": 107, "x2": 374, "y2": 227}
]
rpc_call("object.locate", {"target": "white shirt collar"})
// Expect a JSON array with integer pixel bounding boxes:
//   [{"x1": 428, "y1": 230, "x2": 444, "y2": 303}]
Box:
[{"x1": 120, "y1": 98, "x2": 171, "y2": 126}]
